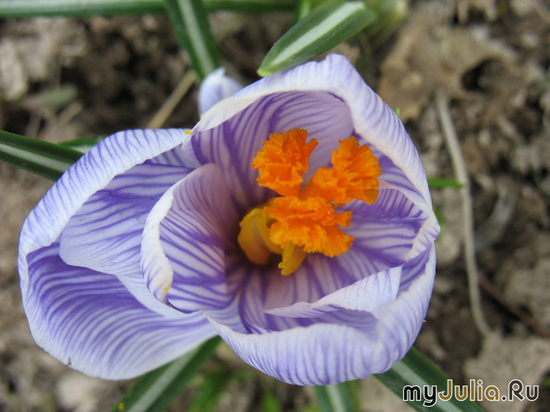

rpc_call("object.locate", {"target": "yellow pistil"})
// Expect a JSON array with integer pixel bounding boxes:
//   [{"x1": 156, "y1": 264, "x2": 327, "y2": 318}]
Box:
[
  {"x1": 237, "y1": 128, "x2": 381, "y2": 275},
  {"x1": 237, "y1": 207, "x2": 282, "y2": 265}
]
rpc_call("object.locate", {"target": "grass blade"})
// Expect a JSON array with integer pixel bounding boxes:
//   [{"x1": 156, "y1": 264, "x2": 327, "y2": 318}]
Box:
[
  {"x1": 257, "y1": 1, "x2": 376, "y2": 76},
  {"x1": 314, "y1": 381, "x2": 359, "y2": 412},
  {"x1": 0, "y1": 130, "x2": 82, "y2": 180},
  {"x1": 112, "y1": 337, "x2": 221, "y2": 412},
  {"x1": 164, "y1": 0, "x2": 221, "y2": 80},
  {"x1": 203, "y1": 0, "x2": 297, "y2": 12},
  {"x1": 375, "y1": 347, "x2": 486, "y2": 412},
  {"x1": 58, "y1": 136, "x2": 104, "y2": 153},
  {"x1": 0, "y1": 0, "x2": 297, "y2": 16},
  {"x1": 428, "y1": 178, "x2": 465, "y2": 189}
]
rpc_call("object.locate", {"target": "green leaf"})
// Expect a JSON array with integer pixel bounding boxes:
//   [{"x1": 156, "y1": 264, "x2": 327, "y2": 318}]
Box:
[
  {"x1": 164, "y1": 0, "x2": 221, "y2": 80},
  {"x1": 314, "y1": 381, "x2": 359, "y2": 412},
  {"x1": 0, "y1": 0, "x2": 297, "y2": 16},
  {"x1": 294, "y1": 0, "x2": 332, "y2": 20},
  {"x1": 58, "y1": 136, "x2": 105, "y2": 153},
  {"x1": 428, "y1": 178, "x2": 465, "y2": 189},
  {"x1": 112, "y1": 337, "x2": 221, "y2": 412},
  {"x1": 203, "y1": 0, "x2": 298, "y2": 12},
  {"x1": 261, "y1": 391, "x2": 283, "y2": 412},
  {"x1": 0, "y1": 130, "x2": 82, "y2": 181},
  {"x1": 257, "y1": 1, "x2": 376, "y2": 76},
  {"x1": 362, "y1": 0, "x2": 408, "y2": 45},
  {"x1": 187, "y1": 368, "x2": 231, "y2": 412},
  {"x1": 375, "y1": 347, "x2": 486, "y2": 412}
]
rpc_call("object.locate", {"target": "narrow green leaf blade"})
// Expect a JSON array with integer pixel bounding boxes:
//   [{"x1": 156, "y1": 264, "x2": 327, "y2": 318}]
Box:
[
  {"x1": 295, "y1": 0, "x2": 333, "y2": 21},
  {"x1": 203, "y1": 0, "x2": 297, "y2": 12},
  {"x1": 112, "y1": 337, "x2": 221, "y2": 412},
  {"x1": 164, "y1": 0, "x2": 221, "y2": 80},
  {"x1": 362, "y1": 0, "x2": 408, "y2": 45},
  {"x1": 0, "y1": 0, "x2": 164, "y2": 16},
  {"x1": 58, "y1": 136, "x2": 104, "y2": 153},
  {"x1": 257, "y1": 1, "x2": 376, "y2": 76},
  {"x1": 0, "y1": 130, "x2": 82, "y2": 181},
  {"x1": 0, "y1": 0, "x2": 297, "y2": 16},
  {"x1": 187, "y1": 368, "x2": 230, "y2": 412},
  {"x1": 428, "y1": 178, "x2": 465, "y2": 189},
  {"x1": 314, "y1": 382, "x2": 359, "y2": 412},
  {"x1": 375, "y1": 347, "x2": 486, "y2": 412}
]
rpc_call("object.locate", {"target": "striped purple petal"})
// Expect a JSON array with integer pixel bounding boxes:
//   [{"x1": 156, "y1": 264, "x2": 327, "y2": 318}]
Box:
[
  {"x1": 20, "y1": 242, "x2": 216, "y2": 380},
  {"x1": 195, "y1": 54, "x2": 432, "y2": 215},
  {"x1": 20, "y1": 128, "x2": 197, "y2": 273},
  {"x1": 142, "y1": 164, "x2": 238, "y2": 312},
  {"x1": 236, "y1": 187, "x2": 428, "y2": 317},
  {"x1": 193, "y1": 91, "x2": 353, "y2": 211},
  {"x1": 206, "y1": 248, "x2": 435, "y2": 385},
  {"x1": 59, "y1": 161, "x2": 193, "y2": 277},
  {"x1": 19, "y1": 54, "x2": 440, "y2": 386},
  {"x1": 199, "y1": 67, "x2": 242, "y2": 114},
  {"x1": 18, "y1": 128, "x2": 215, "y2": 377}
]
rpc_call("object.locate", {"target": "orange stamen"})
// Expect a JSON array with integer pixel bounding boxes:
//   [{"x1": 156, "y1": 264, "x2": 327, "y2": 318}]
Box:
[
  {"x1": 239, "y1": 129, "x2": 381, "y2": 275},
  {"x1": 303, "y1": 136, "x2": 382, "y2": 205},
  {"x1": 266, "y1": 196, "x2": 353, "y2": 257},
  {"x1": 252, "y1": 129, "x2": 318, "y2": 197}
]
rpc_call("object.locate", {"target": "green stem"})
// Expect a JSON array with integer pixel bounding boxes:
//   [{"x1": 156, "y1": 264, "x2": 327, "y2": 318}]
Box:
[
  {"x1": 112, "y1": 337, "x2": 221, "y2": 412},
  {"x1": 0, "y1": 0, "x2": 297, "y2": 16},
  {"x1": 375, "y1": 347, "x2": 486, "y2": 412},
  {"x1": 163, "y1": 0, "x2": 221, "y2": 80},
  {"x1": 0, "y1": 130, "x2": 82, "y2": 181}
]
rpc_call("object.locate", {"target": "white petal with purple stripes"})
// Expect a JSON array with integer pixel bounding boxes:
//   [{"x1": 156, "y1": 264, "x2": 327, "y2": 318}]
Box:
[
  {"x1": 199, "y1": 67, "x2": 242, "y2": 114},
  {"x1": 265, "y1": 266, "x2": 402, "y2": 318},
  {"x1": 206, "y1": 248, "x2": 436, "y2": 385},
  {"x1": 21, "y1": 243, "x2": 216, "y2": 379},
  {"x1": 60, "y1": 162, "x2": 192, "y2": 277},
  {"x1": 142, "y1": 164, "x2": 238, "y2": 312},
  {"x1": 192, "y1": 91, "x2": 353, "y2": 211},
  {"x1": 196, "y1": 54, "x2": 432, "y2": 216},
  {"x1": 20, "y1": 129, "x2": 194, "y2": 266}
]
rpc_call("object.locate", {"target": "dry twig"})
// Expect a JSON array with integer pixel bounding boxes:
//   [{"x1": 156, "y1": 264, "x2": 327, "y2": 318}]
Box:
[
  {"x1": 435, "y1": 92, "x2": 491, "y2": 337},
  {"x1": 147, "y1": 70, "x2": 197, "y2": 129}
]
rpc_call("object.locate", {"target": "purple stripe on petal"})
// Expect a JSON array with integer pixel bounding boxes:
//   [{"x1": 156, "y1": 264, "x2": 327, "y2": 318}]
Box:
[
  {"x1": 142, "y1": 164, "x2": 238, "y2": 312},
  {"x1": 192, "y1": 91, "x2": 352, "y2": 211},
  {"x1": 376, "y1": 247, "x2": 436, "y2": 362},
  {"x1": 60, "y1": 162, "x2": 192, "y2": 277},
  {"x1": 20, "y1": 129, "x2": 193, "y2": 278},
  {"x1": 199, "y1": 68, "x2": 242, "y2": 114},
  {"x1": 21, "y1": 243, "x2": 215, "y2": 380},
  {"x1": 265, "y1": 266, "x2": 402, "y2": 318},
  {"x1": 205, "y1": 248, "x2": 436, "y2": 386}
]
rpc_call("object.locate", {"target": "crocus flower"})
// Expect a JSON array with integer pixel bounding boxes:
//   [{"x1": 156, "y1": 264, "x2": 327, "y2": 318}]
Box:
[{"x1": 19, "y1": 54, "x2": 439, "y2": 386}]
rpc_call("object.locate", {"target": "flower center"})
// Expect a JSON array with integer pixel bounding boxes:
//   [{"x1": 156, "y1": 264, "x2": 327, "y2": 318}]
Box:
[{"x1": 237, "y1": 128, "x2": 381, "y2": 275}]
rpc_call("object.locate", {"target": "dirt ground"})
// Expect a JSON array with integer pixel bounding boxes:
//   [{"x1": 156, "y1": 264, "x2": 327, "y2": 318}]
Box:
[{"x1": 1, "y1": 0, "x2": 550, "y2": 411}]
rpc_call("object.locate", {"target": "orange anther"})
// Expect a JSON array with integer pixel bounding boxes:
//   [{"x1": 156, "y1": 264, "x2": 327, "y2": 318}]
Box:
[
  {"x1": 239, "y1": 129, "x2": 381, "y2": 275},
  {"x1": 252, "y1": 129, "x2": 318, "y2": 197}
]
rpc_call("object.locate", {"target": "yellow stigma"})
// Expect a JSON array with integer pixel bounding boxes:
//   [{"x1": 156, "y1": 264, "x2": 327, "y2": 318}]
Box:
[{"x1": 237, "y1": 128, "x2": 381, "y2": 275}]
